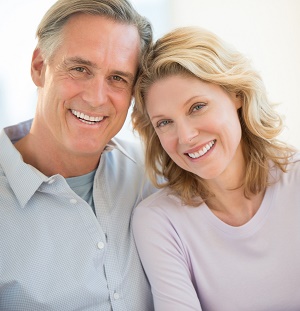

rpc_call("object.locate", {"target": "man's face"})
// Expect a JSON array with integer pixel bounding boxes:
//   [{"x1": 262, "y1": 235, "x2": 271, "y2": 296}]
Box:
[{"x1": 32, "y1": 14, "x2": 140, "y2": 159}]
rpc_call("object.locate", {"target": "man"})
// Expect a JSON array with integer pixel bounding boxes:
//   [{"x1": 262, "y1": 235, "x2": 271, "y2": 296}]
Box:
[{"x1": 0, "y1": 1, "x2": 155, "y2": 310}]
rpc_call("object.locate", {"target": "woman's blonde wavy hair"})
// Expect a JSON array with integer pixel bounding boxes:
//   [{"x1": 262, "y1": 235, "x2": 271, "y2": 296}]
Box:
[{"x1": 132, "y1": 26, "x2": 295, "y2": 206}]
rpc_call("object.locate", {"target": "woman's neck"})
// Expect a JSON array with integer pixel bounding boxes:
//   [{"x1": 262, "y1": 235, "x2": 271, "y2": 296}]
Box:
[{"x1": 206, "y1": 187, "x2": 265, "y2": 227}]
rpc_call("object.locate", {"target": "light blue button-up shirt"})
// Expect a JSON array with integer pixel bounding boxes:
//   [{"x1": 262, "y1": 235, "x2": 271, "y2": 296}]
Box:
[{"x1": 0, "y1": 120, "x2": 156, "y2": 311}]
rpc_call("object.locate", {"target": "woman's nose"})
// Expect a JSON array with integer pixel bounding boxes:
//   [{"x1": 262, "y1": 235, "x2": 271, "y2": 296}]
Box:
[{"x1": 177, "y1": 119, "x2": 199, "y2": 144}]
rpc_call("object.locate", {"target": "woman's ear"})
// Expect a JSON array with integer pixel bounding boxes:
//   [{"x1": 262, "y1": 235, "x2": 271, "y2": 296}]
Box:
[
  {"x1": 31, "y1": 48, "x2": 45, "y2": 87},
  {"x1": 234, "y1": 91, "x2": 243, "y2": 109}
]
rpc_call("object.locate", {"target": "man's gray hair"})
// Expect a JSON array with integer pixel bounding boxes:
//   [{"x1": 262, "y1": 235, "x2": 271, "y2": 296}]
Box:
[{"x1": 36, "y1": 0, "x2": 152, "y2": 62}]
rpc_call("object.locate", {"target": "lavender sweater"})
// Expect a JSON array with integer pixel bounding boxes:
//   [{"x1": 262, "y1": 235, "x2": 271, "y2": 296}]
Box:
[{"x1": 133, "y1": 153, "x2": 300, "y2": 311}]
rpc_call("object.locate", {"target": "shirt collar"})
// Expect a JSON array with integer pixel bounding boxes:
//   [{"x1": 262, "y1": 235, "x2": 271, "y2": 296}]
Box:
[
  {"x1": 104, "y1": 138, "x2": 137, "y2": 163},
  {"x1": 0, "y1": 120, "x2": 137, "y2": 208},
  {"x1": 0, "y1": 126, "x2": 48, "y2": 208}
]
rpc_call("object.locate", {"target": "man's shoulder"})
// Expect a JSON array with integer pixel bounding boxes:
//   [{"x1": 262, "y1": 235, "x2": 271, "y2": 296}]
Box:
[
  {"x1": 98, "y1": 136, "x2": 158, "y2": 202},
  {"x1": 3, "y1": 119, "x2": 32, "y2": 143},
  {"x1": 109, "y1": 136, "x2": 144, "y2": 165},
  {"x1": 100, "y1": 136, "x2": 146, "y2": 178}
]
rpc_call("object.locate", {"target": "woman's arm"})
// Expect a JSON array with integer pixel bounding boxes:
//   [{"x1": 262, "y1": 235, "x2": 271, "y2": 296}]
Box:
[{"x1": 133, "y1": 203, "x2": 202, "y2": 311}]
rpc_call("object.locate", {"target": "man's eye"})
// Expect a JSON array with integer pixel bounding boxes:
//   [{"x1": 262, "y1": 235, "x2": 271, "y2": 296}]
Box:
[
  {"x1": 69, "y1": 66, "x2": 91, "y2": 79},
  {"x1": 72, "y1": 67, "x2": 86, "y2": 72},
  {"x1": 70, "y1": 67, "x2": 89, "y2": 75},
  {"x1": 109, "y1": 75, "x2": 130, "y2": 90},
  {"x1": 112, "y1": 75, "x2": 124, "y2": 82}
]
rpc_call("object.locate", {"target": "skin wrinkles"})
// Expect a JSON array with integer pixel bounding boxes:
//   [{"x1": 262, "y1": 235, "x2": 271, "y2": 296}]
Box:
[{"x1": 60, "y1": 57, "x2": 136, "y2": 87}]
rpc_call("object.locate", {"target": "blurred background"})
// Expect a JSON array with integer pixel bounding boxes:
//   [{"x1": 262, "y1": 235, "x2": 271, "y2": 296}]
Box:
[{"x1": 1, "y1": 0, "x2": 299, "y2": 148}]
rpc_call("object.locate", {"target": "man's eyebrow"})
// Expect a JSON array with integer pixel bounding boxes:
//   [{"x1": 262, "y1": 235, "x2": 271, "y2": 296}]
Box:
[{"x1": 63, "y1": 57, "x2": 98, "y2": 68}]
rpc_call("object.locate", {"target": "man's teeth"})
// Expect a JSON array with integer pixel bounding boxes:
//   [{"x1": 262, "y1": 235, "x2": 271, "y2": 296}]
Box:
[
  {"x1": 71, "y1": 109, "x2": 104, "y2": 124},
  {"x1": 188, "y1": 140, "x2": 215, "y2": 159}
]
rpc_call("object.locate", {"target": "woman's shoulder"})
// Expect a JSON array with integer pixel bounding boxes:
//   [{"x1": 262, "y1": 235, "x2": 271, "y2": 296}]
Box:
[
  {"x1": 286, "y1": 151, "x2": 300, "y2": 172},
  {"x1": 135, "y1": 187, "x2": 182, "y2": 211},
  {"x1": 271, "y1": 150, "x2": 300, "y2": 186},
  {"x1": 289, "y1": 150, "x2": 300, "y2": 162}
]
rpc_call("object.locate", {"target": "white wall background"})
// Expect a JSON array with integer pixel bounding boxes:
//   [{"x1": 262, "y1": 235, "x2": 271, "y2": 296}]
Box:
[{"x1": 1, "y1": 0, "x2": 299, "y2": 148}]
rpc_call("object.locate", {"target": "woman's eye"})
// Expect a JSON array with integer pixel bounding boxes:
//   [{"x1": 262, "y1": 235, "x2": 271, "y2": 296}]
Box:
[
  {"x1": 192, "y1": 103, "x2": 205, "y2": 112},
  {"x1": 157, "y1": 120, "x2": 171, "y2": 128}
]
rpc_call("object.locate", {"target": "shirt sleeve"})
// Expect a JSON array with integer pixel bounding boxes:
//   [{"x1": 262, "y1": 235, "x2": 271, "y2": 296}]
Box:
[{"x1": 132, "y1": 202, "x2": 203, "y2": 311}]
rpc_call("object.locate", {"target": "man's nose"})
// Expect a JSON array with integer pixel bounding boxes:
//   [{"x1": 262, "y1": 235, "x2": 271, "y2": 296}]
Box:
[{"x1": 84, "y1": 76, "x2": 108, "y2": 107}]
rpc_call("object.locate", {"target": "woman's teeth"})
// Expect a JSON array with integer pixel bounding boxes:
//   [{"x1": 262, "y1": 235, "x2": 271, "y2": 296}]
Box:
[{"x1": 188, "y1": 140, "x2": 215, "y2": 159}]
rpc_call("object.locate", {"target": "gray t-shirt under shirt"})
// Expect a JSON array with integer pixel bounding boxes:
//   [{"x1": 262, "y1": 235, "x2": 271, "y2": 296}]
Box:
[{"x1": 66, "y1": 170, "x2": 96, "y2": 214}]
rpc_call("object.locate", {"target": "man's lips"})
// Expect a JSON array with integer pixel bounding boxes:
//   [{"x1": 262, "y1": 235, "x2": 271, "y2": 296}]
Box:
[{"x1": 71, "y1": 109, "x2": 104, "y2": 124}]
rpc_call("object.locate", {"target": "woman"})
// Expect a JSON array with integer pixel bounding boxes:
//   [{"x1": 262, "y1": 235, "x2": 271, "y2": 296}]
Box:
[{"x1": 132, "y1": 26, "x2": 300, "y2": 311}]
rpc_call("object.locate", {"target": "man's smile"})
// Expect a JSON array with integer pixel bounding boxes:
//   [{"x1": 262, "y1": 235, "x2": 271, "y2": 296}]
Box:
[{"x1": 71, "y1": 109, "x2": 105, "y2": 125}]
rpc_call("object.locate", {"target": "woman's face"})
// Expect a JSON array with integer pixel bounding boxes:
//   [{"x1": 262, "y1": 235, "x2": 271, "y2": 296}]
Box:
[{"x1": 146, "y1": 74, "x2": 244, "y2": 183}]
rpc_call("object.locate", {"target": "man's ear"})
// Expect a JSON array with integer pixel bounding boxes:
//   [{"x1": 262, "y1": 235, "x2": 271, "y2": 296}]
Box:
[{"x1": 31, "y1": 48, "x2": 45, "y2": 87}]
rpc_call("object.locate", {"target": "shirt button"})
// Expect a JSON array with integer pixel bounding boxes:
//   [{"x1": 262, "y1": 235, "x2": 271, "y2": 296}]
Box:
[
  {"x1": 113, "y1": 292, "x2": 120, "y2": 300},
  {"x1": 48, "y1": 179, "x2": 55, "y2": 184},
  {"x1": 97, "y1": 241, "x2": 104, "y2": 249},
  {"x1": 70, "y1": 198, "x2": 77, "y2": 204}
]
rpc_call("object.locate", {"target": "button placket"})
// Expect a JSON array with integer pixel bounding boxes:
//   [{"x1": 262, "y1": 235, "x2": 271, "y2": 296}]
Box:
[
  {"x1": 69, "y1": 198, "x2": 77, "y2": 204},
  {"x1": 97, "y1": 241, "x2": 105, "y2": 249},
  {"x1": 113, "y1": 292, "x2": 120, "y2": 300}
]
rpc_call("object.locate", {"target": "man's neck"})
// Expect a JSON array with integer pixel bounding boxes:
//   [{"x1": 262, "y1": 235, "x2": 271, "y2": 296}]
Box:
[{"x1": 14, "y1": 133, "x2": 101, "y2": 178}]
